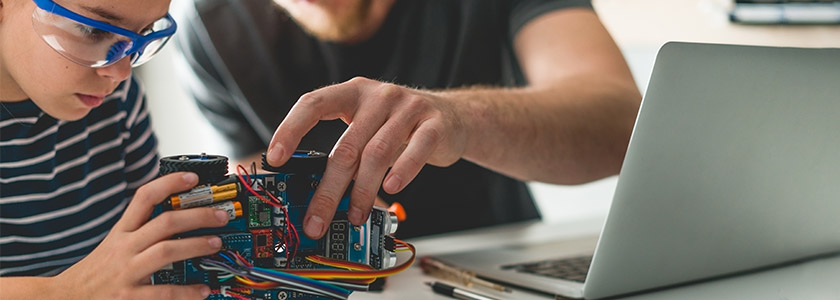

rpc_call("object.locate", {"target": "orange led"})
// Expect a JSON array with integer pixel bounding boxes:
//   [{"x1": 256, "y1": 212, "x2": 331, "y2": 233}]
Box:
[{"x1": 388, "y1": 202, "x2": 407, "y2": 222}]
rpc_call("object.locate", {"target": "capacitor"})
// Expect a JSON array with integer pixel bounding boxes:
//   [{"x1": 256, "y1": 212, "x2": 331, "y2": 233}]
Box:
[
  {"x1": 207, "y1": 200, "x2": 243, "y2": 220},
  {"x1": 168, "y1": 182, "x2": 238, "y2": 210}
]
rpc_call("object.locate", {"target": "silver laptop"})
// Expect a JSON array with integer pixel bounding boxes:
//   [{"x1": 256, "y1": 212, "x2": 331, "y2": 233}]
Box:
[{"x1": 433, "y1": 42, "x2": 840, "y2": 299}]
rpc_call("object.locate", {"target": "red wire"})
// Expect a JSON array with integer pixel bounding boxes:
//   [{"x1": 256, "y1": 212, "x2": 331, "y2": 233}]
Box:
[
  {"x1": 235, "y1": 165, "x2": 301, "y2": 265},
  {"x1": 233, "y1": 251, "x2": 252, "y2": 268},
  {"x1": 211, "y1": 290, "x2": 252, "y2": 300},
  {"x1": 257, "y1": 184, "x2": 300, "y2": 261},
  {"x1": 226, "y1": 291, "x2": 253, "y2": 300},
  {"x1": 235, "y1": 166, "x2": 283, "y2": 208}
]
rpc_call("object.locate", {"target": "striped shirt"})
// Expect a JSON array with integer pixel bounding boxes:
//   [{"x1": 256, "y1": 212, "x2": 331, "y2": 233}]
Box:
[{"x1": 0, "y1": 76, "x2": 159, "y2": 276}]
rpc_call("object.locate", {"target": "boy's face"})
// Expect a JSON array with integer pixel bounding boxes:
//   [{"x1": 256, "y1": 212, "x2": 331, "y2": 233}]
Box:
[{"x1": 0, "y1": 0, "x2": 171, "y2": 121}]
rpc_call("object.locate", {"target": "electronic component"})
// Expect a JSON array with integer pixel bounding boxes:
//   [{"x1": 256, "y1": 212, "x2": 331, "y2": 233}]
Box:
[
  {"x1": 208, "y1": 200, "x2": 243, "y2": 220},
  {"x1": 151, "y1": 151, "x2": 407, "y2": 300},
  {"x1": 248, "y1": 196, "x2": 272, "y2": 228},
  {"x1": 168, "y1": 182, "x2": 238, "y2": 209}
]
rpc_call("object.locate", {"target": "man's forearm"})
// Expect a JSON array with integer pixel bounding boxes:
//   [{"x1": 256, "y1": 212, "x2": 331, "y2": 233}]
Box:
[{"x1": 442, "y1": 74, "x2": 641, "y2": 184}]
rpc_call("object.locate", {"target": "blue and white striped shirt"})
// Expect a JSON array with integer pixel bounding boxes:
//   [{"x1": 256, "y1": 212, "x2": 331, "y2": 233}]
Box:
[{"x1": 0, "y1": 76, "x2": 159, "y2": 276}]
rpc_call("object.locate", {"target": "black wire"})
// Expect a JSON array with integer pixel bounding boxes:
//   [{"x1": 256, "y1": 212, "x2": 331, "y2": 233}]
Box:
[{"x1": 249, "y1": 162, "x2": 258, "y2": 186}]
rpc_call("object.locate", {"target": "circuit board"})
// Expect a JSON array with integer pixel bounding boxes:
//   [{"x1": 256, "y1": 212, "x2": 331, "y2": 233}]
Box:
[{"x1": 151, "y1": 171, "x2": 398, "y2": 300}]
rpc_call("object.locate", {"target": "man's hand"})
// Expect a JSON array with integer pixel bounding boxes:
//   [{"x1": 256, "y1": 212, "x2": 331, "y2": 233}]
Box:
[
  {"x1": 266, "y1": 77, "x2": 467, "y2": 239},
  {"x1": 52, "y1": 172, "x2": 229, "y2": 300}
]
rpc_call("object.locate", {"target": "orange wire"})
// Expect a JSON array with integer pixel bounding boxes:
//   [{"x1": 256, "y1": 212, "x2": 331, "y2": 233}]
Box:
[{"x1": 283, "y1": 240, "x2": 415, "y2": 280}]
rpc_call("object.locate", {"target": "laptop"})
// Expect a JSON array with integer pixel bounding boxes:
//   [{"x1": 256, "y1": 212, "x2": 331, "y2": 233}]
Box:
[{"x1": 433, "y1": 42, "x2": 840, "y2": 299}]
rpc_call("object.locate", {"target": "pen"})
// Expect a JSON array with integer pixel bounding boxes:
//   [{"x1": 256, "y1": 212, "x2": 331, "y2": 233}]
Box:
[
  {"x1": 420, "y1": 257, "x2": 512, "y2": 292},
  {"x1": 426, "y1": 281, "x2": 501, "y2": 300}
]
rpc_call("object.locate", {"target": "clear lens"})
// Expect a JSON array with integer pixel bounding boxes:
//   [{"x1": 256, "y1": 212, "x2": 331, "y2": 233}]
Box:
[
  {"x1": 129, "y1": 17, "x2": 174, "y2": 67},
  {"x1": 31, "y1": 6, "x2": 174, "y2": 68},
  {"x1": 130, "y1": 36, "x2": 170, "y2": 67},
  {"x1": 32, "y1": 7, "x2": 133, "y2": 67}
]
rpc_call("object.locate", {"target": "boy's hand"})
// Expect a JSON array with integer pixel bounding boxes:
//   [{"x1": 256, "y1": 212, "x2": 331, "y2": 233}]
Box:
[{"x1": 54, "y1": 172, "x2": 228, "y2": 300}]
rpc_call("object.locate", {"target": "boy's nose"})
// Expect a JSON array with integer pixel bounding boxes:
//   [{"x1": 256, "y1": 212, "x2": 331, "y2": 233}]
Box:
[{"x1": 95, "y1": 57, "x2": 132, "y2": 82}]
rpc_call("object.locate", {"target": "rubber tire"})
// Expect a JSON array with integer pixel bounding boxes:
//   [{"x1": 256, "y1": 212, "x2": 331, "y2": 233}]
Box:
[{"x1": 159, "y1": 154, "x2": 229, "y2": 185}]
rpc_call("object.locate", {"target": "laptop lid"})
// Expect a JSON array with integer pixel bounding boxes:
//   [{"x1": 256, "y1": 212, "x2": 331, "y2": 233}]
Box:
[{"x1": 584, "y1": 42, "x2": 840, "y2": 299}]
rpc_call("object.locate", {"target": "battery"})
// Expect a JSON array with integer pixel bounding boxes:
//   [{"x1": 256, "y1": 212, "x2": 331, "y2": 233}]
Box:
[
  {"x1": 207, "y1": 200, "x2": 243, "y2": 220},
  {"x1": 170, "y1": 182, "x2": 238, "y2": 209}
]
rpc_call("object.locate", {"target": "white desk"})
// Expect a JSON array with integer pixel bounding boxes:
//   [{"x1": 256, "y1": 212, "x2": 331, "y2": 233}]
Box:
[{"x1": 354, "y1": 217, "x2": 840, "y2": 300}]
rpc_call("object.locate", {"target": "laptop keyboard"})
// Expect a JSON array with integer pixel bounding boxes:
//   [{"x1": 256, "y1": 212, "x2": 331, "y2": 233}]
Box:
[{"x1": 500, "y1": 256, "x2": 592, "y2": 283}]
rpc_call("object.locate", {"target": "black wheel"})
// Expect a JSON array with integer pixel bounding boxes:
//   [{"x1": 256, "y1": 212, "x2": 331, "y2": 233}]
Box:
[
  {"x1": 160, "y1": 153, "x2": 228, "y2": 184},
  {"x1": 261, "y1": 150, "x2": 328, "y2": 174}
]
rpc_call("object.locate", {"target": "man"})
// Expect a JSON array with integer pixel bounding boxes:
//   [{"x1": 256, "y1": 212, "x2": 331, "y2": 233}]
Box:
[{"x1": 174, "y1": 0, "x2": 640, "y2": 239}]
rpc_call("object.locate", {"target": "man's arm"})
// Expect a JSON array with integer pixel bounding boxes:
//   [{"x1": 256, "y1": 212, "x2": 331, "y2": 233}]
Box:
[
  {"x1": 265, "y1": 8, "x2": 640, "y2": 238},
  {"x1": 452, "y1": 8, "x2": 641, "y2": 184}
]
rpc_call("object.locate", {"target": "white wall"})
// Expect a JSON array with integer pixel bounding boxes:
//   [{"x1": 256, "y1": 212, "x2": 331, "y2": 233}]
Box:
[{"x1": 136, "y1": 0, "x2": 840, "y2": 223}]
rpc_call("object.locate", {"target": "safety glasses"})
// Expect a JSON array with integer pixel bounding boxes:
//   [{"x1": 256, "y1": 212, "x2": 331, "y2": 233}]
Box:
[{"x1": 31, "y1": 0, "x2": 177, "y2": 68}]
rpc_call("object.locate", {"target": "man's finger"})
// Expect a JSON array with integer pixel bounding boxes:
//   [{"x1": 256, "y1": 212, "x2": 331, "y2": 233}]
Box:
[
  {"x1": 266, "y1": 79, "x2": 366, "y2": 167},
  {"x1": 116, "y1": 172, "x2": 198, "y2": 232},
  {"x1": 351, "y1": 114, "x2": 418, "y2": 225},
  {"x1": 383, "y1": 120, "x2": 445, "y2": 194},
  {"x1": 302, "y1": 137, "x2": 362, "y2": 239}
]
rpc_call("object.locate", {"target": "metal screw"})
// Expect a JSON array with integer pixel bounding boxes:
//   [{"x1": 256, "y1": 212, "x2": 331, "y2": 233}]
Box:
[
  {"x1": 277, "y1": 181, "x2": 287, "y2": 191},
  {"x1": 354, "y1": 243, "x2": 362, "y2": 251}
]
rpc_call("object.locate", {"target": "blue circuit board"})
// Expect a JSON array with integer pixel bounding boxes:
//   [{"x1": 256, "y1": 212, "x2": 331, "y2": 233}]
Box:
[{"x1": 151, "y1": 172, "x2": 397, "y2": 300}]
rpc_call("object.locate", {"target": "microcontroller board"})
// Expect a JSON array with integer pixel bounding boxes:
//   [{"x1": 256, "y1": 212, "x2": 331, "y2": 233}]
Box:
[{"x1": 150, "y1": 152, "x2": 400, "y2": 300}]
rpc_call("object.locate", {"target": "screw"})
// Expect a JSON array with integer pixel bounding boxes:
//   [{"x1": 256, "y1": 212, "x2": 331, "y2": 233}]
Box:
[{"x1": 277, "y1": 181, "x2": 287, "y2": 191}]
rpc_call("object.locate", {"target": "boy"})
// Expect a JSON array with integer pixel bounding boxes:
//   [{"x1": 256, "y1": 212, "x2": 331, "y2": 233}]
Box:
[{"x1": 1, "y1": 0, "x2": 224, "y2": 298}]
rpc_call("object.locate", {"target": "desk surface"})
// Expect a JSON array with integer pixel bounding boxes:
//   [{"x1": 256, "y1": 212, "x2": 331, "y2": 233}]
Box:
[{"x1": 354, "y1": 217, "x2": 840, "y2": 300}]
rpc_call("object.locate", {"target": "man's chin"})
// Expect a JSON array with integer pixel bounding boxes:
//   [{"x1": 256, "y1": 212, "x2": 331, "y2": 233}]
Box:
[{"x1": 299, "y1": 22, "x2": 362, "y2": 43}]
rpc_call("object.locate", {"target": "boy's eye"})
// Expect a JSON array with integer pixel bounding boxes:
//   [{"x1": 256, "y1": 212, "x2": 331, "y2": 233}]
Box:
[{"x1": 75, "y1": 24, "x2": 113, "y2": 41}]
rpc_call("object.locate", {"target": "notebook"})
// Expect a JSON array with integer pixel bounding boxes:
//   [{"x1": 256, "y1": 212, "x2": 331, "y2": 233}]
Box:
[{"x1": 432, "y1": 42, "x2": 840, "y2": 299}]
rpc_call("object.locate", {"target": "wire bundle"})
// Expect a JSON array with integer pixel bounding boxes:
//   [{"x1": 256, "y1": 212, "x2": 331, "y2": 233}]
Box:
[
  {"x1": 203, "y1": 164, "x2": 417, "y2": 299},
  {"x1": 199, "y1": 241, "x2": 415, "y2": 300}
]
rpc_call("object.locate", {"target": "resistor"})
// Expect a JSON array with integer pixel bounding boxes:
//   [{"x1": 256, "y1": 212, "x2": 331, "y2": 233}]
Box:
[
  {"x1": 206, "y1": 200, "x2": 243, "y2": 220},
  {"x1": 167, "y1": 182, "x2": 238, "y2": 210}
]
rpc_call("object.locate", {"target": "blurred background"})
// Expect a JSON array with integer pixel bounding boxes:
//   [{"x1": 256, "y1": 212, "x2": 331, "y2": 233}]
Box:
[{"x1": 135, "y1": 0, "x2": 840, "y2": 223}]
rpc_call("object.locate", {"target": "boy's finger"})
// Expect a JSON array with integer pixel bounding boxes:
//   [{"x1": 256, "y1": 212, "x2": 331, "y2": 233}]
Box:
[
  {"x1": 132, "y1": 236, "x2": 222, "y2": 278},
  {"x1": 131, "y1": 207, "x2": 228, "y2": 251},
  {"x1": 116, "y1": 172, "x2": 198, "y2": 232}
]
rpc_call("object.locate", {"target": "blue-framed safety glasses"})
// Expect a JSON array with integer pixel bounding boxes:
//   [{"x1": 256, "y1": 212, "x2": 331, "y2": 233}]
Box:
[{"x1": 31, "y1": 0, "x2": 177, "y2": 68}]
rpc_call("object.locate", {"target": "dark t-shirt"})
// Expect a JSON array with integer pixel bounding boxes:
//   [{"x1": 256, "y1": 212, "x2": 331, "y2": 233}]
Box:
[{"x1": 175, "y1": 0, "x2": 592, "y2": 237}]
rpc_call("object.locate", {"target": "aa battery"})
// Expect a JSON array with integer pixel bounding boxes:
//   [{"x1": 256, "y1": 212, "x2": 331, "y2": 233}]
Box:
[
  {"x1": 207, "y1": 200, "x2": 243, "y2": 220},
  {"x1": 170, "y1": 182, "x2": 238, "y2": 210}
]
